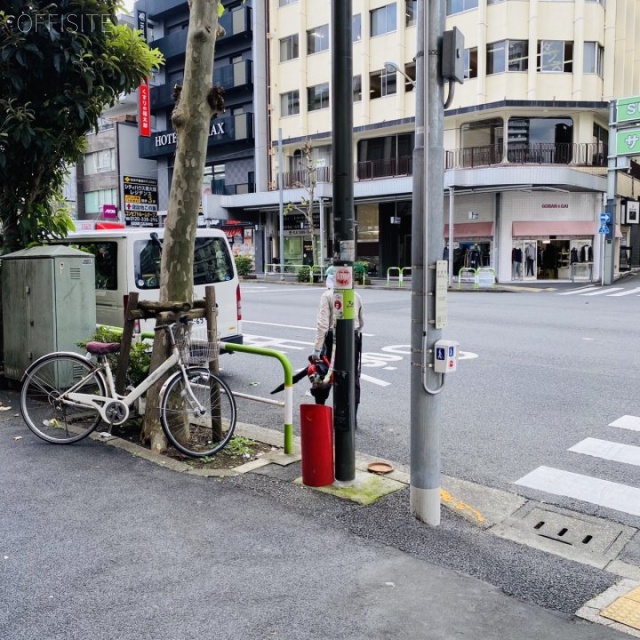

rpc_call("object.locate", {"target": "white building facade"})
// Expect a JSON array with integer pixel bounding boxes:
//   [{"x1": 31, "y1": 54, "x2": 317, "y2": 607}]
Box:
[{"x1": 224, "y1": 0, "x2": 640, "y2": 281}]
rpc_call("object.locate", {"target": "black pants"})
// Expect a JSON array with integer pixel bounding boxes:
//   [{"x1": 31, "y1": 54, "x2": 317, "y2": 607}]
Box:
[{"x1": 311, "y1": 330, "x2": 362, "y2": 411}]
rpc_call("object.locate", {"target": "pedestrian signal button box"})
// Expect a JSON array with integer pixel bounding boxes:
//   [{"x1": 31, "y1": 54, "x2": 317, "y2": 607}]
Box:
[{"x1": 434, "y1": 340, "x2": 459, "y2": 374}]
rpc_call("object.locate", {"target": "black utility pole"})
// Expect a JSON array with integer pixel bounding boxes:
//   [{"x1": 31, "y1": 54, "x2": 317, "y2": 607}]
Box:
[{"x1": 331, "y1": 0, "x2": 355, "y2": 482}]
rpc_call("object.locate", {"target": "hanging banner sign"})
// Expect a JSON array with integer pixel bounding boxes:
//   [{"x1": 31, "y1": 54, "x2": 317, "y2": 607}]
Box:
[{"x1": 138, "y1": 79, "x2": 151, "y2": 137}]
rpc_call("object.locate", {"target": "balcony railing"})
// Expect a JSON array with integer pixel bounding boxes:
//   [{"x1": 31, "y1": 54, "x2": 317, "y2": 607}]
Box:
[
  {"x1": 445, "y1": 142, "x2": 608, "y2": 169},
  {"x1": 269, "y1": 142, "x2": 610, "y2": 191}
]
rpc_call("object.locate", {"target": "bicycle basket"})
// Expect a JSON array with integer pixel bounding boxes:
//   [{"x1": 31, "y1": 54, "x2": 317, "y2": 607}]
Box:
[{"x1": 178, "y1": 326, "x2": 219, "y2": 366}]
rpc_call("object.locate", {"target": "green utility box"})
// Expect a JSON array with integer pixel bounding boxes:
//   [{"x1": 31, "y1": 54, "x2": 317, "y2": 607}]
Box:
[{"x1": 2, "y1": 245, "x2": 96, "y2": 380}]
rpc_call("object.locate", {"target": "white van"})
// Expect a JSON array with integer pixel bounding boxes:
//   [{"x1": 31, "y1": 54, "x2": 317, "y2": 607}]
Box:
[{"x1": 52, "y1": 226, "x2": 242, "y2": 344}]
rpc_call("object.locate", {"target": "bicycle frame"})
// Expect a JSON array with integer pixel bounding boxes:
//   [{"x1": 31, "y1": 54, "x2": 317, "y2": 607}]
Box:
[{"x1": 63, "y1": 344, "x2": 204, "y2": 426}]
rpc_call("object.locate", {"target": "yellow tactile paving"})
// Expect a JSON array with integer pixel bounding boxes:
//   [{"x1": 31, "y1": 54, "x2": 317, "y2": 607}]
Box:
[{"x1": 601, "y1": 588, "x2": 640, "y2": 631}]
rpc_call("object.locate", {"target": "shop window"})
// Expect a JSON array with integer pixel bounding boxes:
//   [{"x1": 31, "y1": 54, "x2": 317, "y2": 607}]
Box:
[
  {"x1": 464, "y1": 47, "x2": 478, "y2": 79},
  {"x1": 307, "y1": 24, "x2": 329, "y2": 54},
  {"x1": 280, "y1": 34, "x2": 299, "y2": 62},
  {"x1": 280, "y1": 90, "x2": 300, "y2": 116},
  {"x1": 487, "y1": 40, "x2": 528, "y2": 74},
  {"x1": 307, "y1": 83, "x2": 330, "y2": 112},
  {"x1": 369, "y1": 69, "x2": 397, "y2": 99},
  {"x1": 538, "y1": 40, "x2": 573, "y2": 73},
  {"x1": 371, "y1": 4, "x2": 397, "y2": 37},
  {"x1": 446, "y1": 0, "x2": 478, "y2": 16}
]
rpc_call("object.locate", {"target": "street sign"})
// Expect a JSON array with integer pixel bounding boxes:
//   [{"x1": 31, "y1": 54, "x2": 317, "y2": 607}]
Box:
[
  {"x1": 616, "y1": 96, "x2": 640, "y2": 125},
  {"x1": 616, "y1": 128, "x2": 640, "y2": 156},
  {"x1": 600, "y1": 212, "x2": 611, "y2": 224},
  {"x1": 599, "y1": 224, "x2": 610, "y2": 235}
]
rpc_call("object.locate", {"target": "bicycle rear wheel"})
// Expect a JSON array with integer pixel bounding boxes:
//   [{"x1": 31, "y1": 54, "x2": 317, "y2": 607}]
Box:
[
  {"x1": 160, "y1": 368, "x2": 237, "y2": 458},
  {"x1": 20, "y1": 353, "x2": 106, "y2": 444}
]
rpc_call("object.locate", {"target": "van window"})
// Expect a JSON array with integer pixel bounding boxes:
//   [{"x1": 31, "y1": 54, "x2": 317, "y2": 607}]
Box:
[
  {"x1": 133, "y1": 237, "x2": 235, "y2": 290},
  {"x1": 70, "y1": 241, "x2": 118, "y2": 290}
]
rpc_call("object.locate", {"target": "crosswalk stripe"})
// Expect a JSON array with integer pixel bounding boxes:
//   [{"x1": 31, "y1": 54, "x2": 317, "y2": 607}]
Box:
[
  {"x1": 515, "y1": 466, "x2": 640, "y2": 517},
  {"x1": 569, "y1": 437, "x2": 640, "y2": 467},
  {"x1": 581, "y1": 288, "x2": 624, "y2": 296},
  {"x1": 557, "y1": 287, "x2": 599, "y2": 295},
  {"x1": 609, "y1": 415, "x2": 640, "y2": 431},
  {"x1": 607, "y1": 287, "x2": 640, "y2": 297}
]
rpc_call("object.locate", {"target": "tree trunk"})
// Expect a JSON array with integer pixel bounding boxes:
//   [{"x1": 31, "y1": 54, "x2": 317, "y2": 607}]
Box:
[{"x1": 142, "y1": 0, "x2": 220, "y2": 450}]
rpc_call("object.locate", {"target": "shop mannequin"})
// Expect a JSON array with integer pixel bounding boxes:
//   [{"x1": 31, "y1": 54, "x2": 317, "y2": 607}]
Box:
[
  {"x1": 512, "y1": 247, "x2": 522, "y2": 279},
  {"x1": 525, "y1": 243, "x2": 536, "y2": 276}
]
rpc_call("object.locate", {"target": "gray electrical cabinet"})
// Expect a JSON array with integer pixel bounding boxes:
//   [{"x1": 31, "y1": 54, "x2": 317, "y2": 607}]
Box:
[{"x1": 2, "y1": 245, "x2": 96, "y2": 380}]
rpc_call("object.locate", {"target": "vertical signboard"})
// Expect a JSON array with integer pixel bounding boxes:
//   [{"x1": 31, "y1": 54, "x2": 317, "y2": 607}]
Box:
[
  {"x1": 123, "y1": 176, "x2": 158, "y2": 227},
  {"x1": 138, "y1": 79, "x2": 151, "y2": 138}
]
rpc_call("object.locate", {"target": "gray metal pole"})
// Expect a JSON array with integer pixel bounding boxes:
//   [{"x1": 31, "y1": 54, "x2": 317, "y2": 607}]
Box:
[
  {"x1": 278, "y1": 128, "x2": 285, "y2": 282},
  {"x1": 604, "y1": 101, "x2": 617, "y2": 285},
  {"x1": 448, "y1": 186, "x2": 454, "y2": 285},
  {"x1": 331, "y1": 0, "x2": 355, "y2": 482},
  {"x1": 410, "y1": 0, "x2": 445, "y2": 526}
]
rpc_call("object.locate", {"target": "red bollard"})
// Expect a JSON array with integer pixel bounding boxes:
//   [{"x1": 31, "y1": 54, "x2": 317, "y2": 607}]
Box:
[{"x1": 300, "y1": 404, "x2": 334, "y2": 487}]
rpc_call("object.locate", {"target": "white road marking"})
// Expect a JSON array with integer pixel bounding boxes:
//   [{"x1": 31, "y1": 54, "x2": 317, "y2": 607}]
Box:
[
  {"x1": 360, "y1": 373, "x2": 391, "y2": 387},
  {"x1": 609, "y1": 415, "x2": 640, "y2": 431},
  {"x1": 607, "y1": 287, "x2": 640, "y2": 297},
  {"x1": 569, "y1": 438, "x2": 640, "y2": 468},
  {"x1": 581, "y1": 288, "x2": 624, "y2": 296},
  {"x1": 558, "y1": 287, "x2": 599, "y2": 295},
  {"x1": 244, "y1": 320, "x2": 374, "y2": 337},
  {"x1": 515, "y1": 466, "x2": 640, "y2": 517}
]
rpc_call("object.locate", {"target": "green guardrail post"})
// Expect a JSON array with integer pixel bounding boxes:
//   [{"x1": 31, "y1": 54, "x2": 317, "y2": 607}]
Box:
[{"x1": 219, "y1": 342, "x2": 295, "y2": 454}]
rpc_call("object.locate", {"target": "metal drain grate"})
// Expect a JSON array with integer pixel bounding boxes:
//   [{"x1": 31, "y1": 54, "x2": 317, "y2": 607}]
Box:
[
  {"x1": 492, "y1": 505, "x2": 635, "y2": 569},
  {"x1": 522, "y1": 508, "x2": 621, "y2": 554}
]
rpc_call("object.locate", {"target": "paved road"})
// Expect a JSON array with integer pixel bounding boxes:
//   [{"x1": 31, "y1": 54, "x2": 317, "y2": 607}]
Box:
[
  {"x1": 0, "y1": 392, "x2": 631, "y2": 640},
  {"x1": 227, "y1": 276, "x2": 640, "y2": 529}
]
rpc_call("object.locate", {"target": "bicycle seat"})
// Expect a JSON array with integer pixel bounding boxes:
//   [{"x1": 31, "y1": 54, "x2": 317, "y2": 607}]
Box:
[{"x1": 86, "y1": 342, "x2": 121, "y2": 355}]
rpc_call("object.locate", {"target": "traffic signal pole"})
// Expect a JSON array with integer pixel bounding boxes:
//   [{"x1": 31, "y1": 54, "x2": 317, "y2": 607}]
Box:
[
  {"x1": 410, "y1": 0, "x2": 446, "y2": 526},
  {"x1": 331, "y1": 0, "x2": 356, "y2": 482}
]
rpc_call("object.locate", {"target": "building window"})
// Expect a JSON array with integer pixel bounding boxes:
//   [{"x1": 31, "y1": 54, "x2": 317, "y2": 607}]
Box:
[
  {"x1": 369, "y1": 69, "x2": 397, "y2": 99},
  {"x1": 487, "y1": 40, "x2": 528, "y2": 74},
  {"x1": 585, "y1": 0, "x2": 605, "y2": 5},
  {"x1": 446, "y1": 0, "x2": 478, "y2": 16},
  {"x1": 584, "y1": 42, "x2": 604, "y2": 76},
  {"x1": 402, "y1": 62, "x2": 416, "y2": 91},
  {"x1": 370, "y1": 4, "x2": 397, "y2": 37},
  {"x1": 464, "y1": 47, "x2": 478, "y2": 79},
  {"x1": 507, "y1": 117, "x2": 573, "y2": 163},
  {"x1": 353, "y1": 75, "x2": 362, "y2": 102},
  {"x1": 280, "y1": 90, "x2": 300, "y2": 116},
  {"x1": 307, "y1": 83, "x2": 330, "y2": 112},
  {"x1": 352, "y1": 14, "x2": 361, "y2": 42},
  {"x1": 538, "y1": 41, "x2": 573, "y2": 72},
  {"x1": 405, "y1": 0, "x2": 417, "y2": 26},
  {"x1": 84, "y1": 149, "x2": 115, "y2": 175},
  {"x1": 84, "y1": 188, "x2": 118, "y2": 215},
  {"x1": 279, "y1": 0, "x2": 296, "y2": 6},
  {"x1": 307, "y1": 24, "x2": 329, "y2": 54},
  {"x1": 487, "y1": 0, "x2": 506, "y2": 4},
  {"x1": 280, "y1": 34, "x2": 299, "y2": 62}
]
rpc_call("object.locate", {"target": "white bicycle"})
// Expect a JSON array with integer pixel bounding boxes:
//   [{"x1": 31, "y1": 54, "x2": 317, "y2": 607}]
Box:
[{"x1": 19, "y1": 317, "x2": 237, "y2": 458}]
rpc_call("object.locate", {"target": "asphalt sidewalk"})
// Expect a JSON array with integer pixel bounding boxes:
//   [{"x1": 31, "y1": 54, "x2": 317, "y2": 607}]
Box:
[{"x1": 2, "y1": 387, "x2": 638, "y2": 640}]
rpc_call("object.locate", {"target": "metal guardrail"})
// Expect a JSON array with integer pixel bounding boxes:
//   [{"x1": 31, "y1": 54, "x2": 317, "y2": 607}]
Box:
[
  {"x1": 456, "y1": 267, "x2": 496, "y2": 289},
  {"x1": 386, "y1": 266, "x2": 412, "y2": 288},
  {"x1": 263, "y1": 263, "x2": 322, "y2": 283}
]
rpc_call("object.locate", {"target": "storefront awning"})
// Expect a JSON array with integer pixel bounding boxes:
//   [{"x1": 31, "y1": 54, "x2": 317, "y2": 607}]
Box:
[
  {"x1": 443, "y1": 222, "x2": 494, "y2": 238},
  {"x1": 512, "y1": 221, "x2": 613, "y2": 237}
]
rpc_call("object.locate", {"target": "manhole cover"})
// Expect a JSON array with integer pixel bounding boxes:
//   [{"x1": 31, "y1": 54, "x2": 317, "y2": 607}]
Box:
[{"x1": 493, "y1": 505, "x2": 635, "y2": 568}]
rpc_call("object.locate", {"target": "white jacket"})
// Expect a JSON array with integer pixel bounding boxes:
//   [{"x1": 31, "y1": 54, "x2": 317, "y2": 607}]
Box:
[{"x1": 313, "y1": 288, "x2": 364, "y2": 352}]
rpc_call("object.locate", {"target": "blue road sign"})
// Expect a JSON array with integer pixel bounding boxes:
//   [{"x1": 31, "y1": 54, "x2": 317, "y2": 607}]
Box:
[
  {"x1": 600, "y1": 212, "x2": 611, "y2": 224},
  {"x1": 599, "y1": 224, "x2": 610, "y2": 235}
]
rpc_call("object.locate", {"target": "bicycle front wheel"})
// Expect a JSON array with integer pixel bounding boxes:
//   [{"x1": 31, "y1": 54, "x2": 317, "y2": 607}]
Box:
[
  {"x1": 20, "y1": 353, "x2": 106, "y2": 444},
  {"x1": 160, "y1": 368, "x2": 237, "y2": 458}
]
